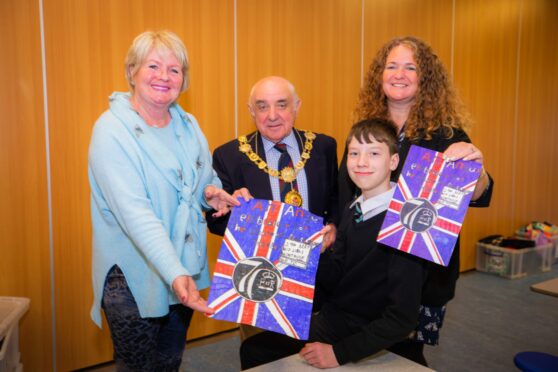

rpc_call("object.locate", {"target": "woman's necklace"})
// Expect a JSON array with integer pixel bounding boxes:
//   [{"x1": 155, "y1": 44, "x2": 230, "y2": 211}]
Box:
[
  {"x1": 237, "y1": 131, "x2": 316, "y2": 206},
  {"x1": 131, "y1": 99, "x2": 170, "y2": 128}
]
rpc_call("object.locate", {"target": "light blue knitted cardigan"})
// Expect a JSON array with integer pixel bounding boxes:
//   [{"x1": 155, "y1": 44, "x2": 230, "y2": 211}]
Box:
[{"x1": 88, "y1": 92, "x2": 221, "y2": 327}]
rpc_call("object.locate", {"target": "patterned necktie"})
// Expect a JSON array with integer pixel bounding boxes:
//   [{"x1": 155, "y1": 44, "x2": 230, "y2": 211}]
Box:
[
  {"x1": 274, "y1": 143, "x2": 298, "y2": 202},
  {"x1": 353, "y1": 202, "x2": 363, "y2": 223}
]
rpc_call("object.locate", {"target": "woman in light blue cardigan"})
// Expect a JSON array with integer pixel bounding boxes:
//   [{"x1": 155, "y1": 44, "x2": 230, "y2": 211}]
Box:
[{"x1": 88, "y1": 30, "x2": 238, "y2": 371}]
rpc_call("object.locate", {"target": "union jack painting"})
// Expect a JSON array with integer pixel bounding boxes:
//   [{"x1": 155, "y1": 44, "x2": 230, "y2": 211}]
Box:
[
  {"x1": 377, "y1": 145, "x2": 482, "y2": 266},
  {"x1": 207, "y1": 198, "x2": 324, "y2": 340}
]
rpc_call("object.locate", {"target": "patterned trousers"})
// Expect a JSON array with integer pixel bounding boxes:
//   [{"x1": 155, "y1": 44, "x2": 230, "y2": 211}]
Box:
[{"x1": 102, "y1": 265, "x2": 193, "y2": 372}]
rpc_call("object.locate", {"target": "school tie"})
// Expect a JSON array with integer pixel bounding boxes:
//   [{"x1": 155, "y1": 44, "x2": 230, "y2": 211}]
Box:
[
  {"x1": 274, "y1": 143, "x2": 298, "y2": 202},
  {"x1": 353, "y1": 202, "x2": 363, "y2": 223}
]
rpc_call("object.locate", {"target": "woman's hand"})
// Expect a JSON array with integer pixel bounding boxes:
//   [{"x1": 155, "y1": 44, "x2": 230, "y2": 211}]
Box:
[
  {"x1": 172, "y1": 275, "x2": 214, "y2": 314},
  {"x1": 299, "y1": 342, "x2": 339, "y2": 369},
  {"x1": 444, "y1": 142, "x2": 490, "y2": 201},
  {"x1": 444, "y1": 142, "x2": 483, "y2": 164},
  {"x1": 204, "y1": 185, "x2": 241, "y2": 217}
]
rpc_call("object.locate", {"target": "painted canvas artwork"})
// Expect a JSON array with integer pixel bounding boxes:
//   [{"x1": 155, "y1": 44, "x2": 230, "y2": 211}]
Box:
[
  {"x1": 207, "y1": 198, "x2": 324, "y2": 340},
  {"x1": 377, "y1": 145, "x2": 482, "y2": 266}
]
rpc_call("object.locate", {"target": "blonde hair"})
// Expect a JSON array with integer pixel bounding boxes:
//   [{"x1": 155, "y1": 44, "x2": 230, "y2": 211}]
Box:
[
  {"x1": 125, "y1": 30, "x2": 189, "y2": 93},
  {"x1": 353, "y1": 36, "x2": 471, "y2": 141}
]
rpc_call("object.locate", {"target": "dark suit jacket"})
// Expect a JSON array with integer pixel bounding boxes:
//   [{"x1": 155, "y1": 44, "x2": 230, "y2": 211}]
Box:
[{"x1": 207, "y1": 128, "x2": 339, "y2": 236}]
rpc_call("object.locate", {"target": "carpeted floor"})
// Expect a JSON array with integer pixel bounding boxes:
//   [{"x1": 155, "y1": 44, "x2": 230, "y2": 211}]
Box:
[
  {"x1": 423, "y1": 264, "x2": 558, "y2": 371},
  {"x1": 181, "y1": 329, "x2": 240, "y2": 371}
]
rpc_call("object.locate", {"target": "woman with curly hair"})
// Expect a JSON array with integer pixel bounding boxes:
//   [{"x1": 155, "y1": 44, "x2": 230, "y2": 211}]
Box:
[{"x1": 338, "y1": 36, "x2": 493, "y2": 365}]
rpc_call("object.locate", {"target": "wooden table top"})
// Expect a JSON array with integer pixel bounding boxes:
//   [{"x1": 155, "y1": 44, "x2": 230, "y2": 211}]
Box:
[
  {"x1": 246, "y1": 350, "x2": 434, "y2": 371},
  {"x1": 530, "y1": 277, "x2": 558, "y2": 297}
]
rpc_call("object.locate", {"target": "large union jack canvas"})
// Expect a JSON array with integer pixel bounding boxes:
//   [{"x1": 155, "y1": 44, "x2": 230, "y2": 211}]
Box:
[
  {"x1": 377, "y1": 145, "x2": 482, "y2": 266},
  {"x1": 207, "y1": 198, "x2": 324, "y2": 340}
]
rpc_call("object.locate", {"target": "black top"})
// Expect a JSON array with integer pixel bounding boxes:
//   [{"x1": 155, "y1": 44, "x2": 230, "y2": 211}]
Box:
[
  {"x1": 338, "y1": 127, "x2": 494, "y2": 306},
  {"x1": 207, "y1": 129, "x2": 339, "y2": 235},
  {"x1": 316, "y1": 205, "x2": 427, "y2": 364}
]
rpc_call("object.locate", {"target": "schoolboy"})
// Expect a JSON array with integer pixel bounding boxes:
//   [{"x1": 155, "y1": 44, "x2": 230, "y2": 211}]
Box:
[{"x1": 240, "y1": 118, "x2": 428, "y2": 369}]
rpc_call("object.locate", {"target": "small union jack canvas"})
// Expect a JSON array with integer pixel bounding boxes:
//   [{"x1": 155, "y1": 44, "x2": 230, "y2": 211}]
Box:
[
  {"x1": 207, "y1": 198, "x2": 324, "y2": 340},
  {"x1": 377, "y1": 145, "x2": 482, "y2": 266}
]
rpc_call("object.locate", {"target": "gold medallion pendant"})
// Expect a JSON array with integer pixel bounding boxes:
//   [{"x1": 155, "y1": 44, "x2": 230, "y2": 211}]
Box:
[
  {"x1": 280, "y1": 167, "x2": 296, "y2": 183},
  {"x1": 284, "y1": 189, "x2": 303, "y2": 206}
]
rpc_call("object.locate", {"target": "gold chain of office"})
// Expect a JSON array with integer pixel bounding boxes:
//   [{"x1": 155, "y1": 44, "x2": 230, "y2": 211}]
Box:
[{"x1": 237, "y1": 131, "x2": 316, "y2": 184}]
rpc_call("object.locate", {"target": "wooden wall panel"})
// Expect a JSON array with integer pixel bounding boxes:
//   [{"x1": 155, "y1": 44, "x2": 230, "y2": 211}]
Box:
[
  {"x1": 454, "y1": 0, "x2": 521, "y2": 269},
  {"x1": 43, "y1": 0, "x2": 235, "y2": 370},
  {"x1": 363, "y1": 0, "x2": 454, "y2": 74},
  {"x1": 44, "y1": 2, "x2": 129, "y2": 369},
  {"x1": 514, "y1": 0, "x2": 558, "y2": 225},
  {"x1": 0, "y1": 1, "x2": 53, "y2": 371},
  {"x1": 236, "y1": 0, "x2": 362, "y2": 153}
]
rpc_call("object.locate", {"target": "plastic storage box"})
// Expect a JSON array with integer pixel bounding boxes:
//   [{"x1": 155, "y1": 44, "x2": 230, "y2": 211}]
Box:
[
  {"x1": 476, "y1": 242, "x2": 554, "y2": 279},
  {"x1": 0, "y1": 297, "x2": 30, "y2": 372}
]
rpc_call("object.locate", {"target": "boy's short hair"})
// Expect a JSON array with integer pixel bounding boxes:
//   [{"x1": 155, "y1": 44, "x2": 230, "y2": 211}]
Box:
[{"x1": 346, "y1": 118, "x2": 398, "y2": 155}]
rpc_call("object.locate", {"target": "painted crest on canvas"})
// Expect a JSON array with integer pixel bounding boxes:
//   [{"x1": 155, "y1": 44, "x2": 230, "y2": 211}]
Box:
[
  {"x1": 377, "y1": 145, "x2": 482, "y2": 266},
  {"x1": 207, "y1": 198, "x2": 324, "y2": 340}
]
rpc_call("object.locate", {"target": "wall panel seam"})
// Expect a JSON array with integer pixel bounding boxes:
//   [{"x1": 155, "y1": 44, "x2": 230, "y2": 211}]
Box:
[
  {"x1": 234, "y1": 0, "x2": 238, "y2": 138},
  {"x1": 38, "y1": 0, "x2": 57, "y2": 371},
  {"x1": 450, "y1": 0, "x2": 455, "y2": 75},
  {"x1": 511, "y1": 0, "x2": 523, "y2": 222},
  {"x1": 360, "y1": 0, "x2": 366, "y2": 88}
]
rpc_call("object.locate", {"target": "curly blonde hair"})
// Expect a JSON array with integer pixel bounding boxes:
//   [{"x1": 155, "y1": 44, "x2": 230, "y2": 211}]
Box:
[{"x1": 353, "y1": 36, "x2": 471, "y2": 141}]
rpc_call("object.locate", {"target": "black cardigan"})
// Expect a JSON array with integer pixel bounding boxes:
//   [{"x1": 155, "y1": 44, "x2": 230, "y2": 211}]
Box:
[{"x1": 316, "y1": 206, "x2": 427, "y2": 364}]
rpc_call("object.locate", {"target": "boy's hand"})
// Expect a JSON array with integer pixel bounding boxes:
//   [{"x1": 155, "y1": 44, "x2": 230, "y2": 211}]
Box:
[
  {"x1": 299, "y1": 342, "x2": 339, "y2": 369},
  {"x1": 317, "y1": 224, "x2": 335, "y2": 253},
  {"x1": 321, "y1": 224, "x2": 336, "y2": 251}
]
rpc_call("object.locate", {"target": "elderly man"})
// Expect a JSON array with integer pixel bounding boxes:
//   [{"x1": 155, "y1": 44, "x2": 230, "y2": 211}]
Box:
[
  {"x1": 207, "y1": 76, "x2": 339, "y2": 245},
  {"x1": 206, "y1": 75, "x2": 339, "y2": 357}
]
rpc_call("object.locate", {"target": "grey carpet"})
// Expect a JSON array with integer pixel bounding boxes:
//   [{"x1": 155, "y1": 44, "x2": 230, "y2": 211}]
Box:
[
  {"x1": 424, "y1": 264, "x2": 558, "y2": 372},
  {"x1": 181, "y1": 332, "x2": 241, "y2": 371}
]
